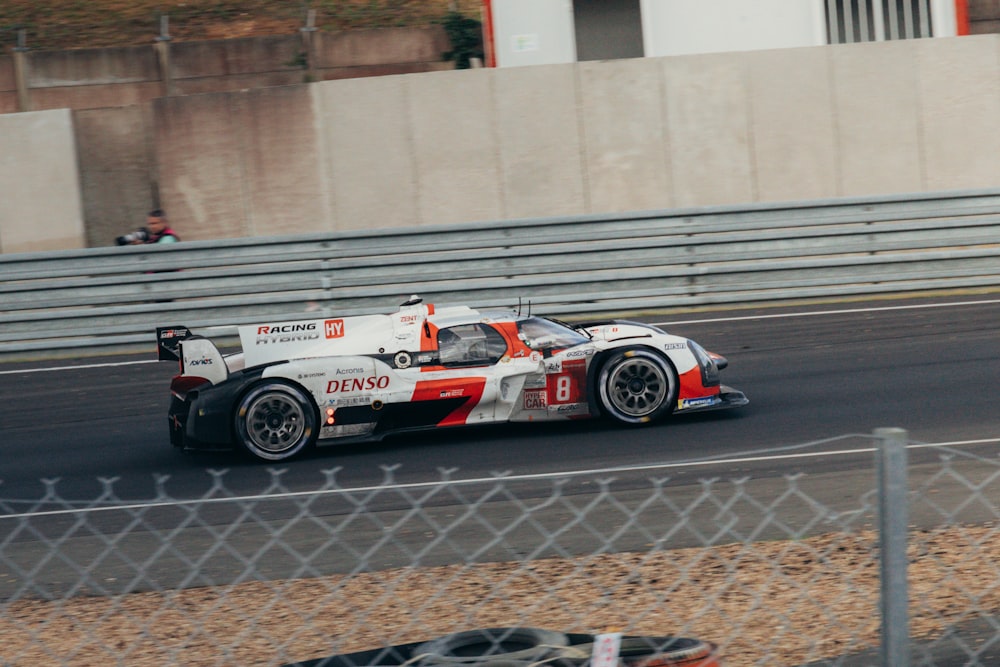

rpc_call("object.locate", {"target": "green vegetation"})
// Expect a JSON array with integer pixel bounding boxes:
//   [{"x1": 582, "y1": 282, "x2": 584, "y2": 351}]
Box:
[{"x1": 442, "y1": 10, "x2": 483, "y2": 68}]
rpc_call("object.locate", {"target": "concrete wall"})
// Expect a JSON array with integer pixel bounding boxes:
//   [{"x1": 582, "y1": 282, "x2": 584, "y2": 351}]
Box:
[
  {"x1": 74, "y1": 105, "x2": 158, "y2": 247},
  {"x1": 917, "y1": 35, "x2": 1000, "y2": 190},
  {"x1": 2, "y1": 34, "x2": 999, "y2": 251},
  {"x1": 22, "y1": 45, "x2": 165, "y2": 112},
  {"x1": 148, "y1": 34, "x2": 999, "y2": 241},
  {"x1": 154, "y1": 86, "x2": 327, "y2": 240},
  {"x1": 0, "y1": 109, "x2": 85, "y2": 253},
  {"x1": 0, "y1": 56, "x2": 17, "y2": 114},
  {"x1": 313, "y1": 26, "x2": 454, "y2": 73},
  {"x1": 4, "y1": 27, "x2": 454, "y2": 114}
]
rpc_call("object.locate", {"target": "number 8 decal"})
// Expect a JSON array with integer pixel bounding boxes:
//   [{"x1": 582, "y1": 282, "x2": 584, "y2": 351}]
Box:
[
  {"x1": 555, "y1": 375, "x2": 572, "y2": 402},
  {"x1": 548, "y1": 359, "x2": 586, "y2": 404}
]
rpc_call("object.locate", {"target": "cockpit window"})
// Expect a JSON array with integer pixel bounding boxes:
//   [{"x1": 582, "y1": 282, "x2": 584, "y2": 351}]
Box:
[
  {"x1": 437, "y1": 324, "x2": 508, "y2": 366},
  {"x1": 516, "y1": 317, "x2": 590, "y2": 351}
]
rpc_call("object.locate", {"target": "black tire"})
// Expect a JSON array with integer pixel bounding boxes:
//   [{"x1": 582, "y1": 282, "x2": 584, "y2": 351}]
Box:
[
  {"x1": 234, "y1": 381, "x2": 318, "y2": 462},
  {"x1": 597, "y1": 348, "x2": 677, "y2": 424}
]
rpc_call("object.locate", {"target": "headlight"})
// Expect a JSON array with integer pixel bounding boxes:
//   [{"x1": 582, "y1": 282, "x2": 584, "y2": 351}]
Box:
[{"x1": 687, "y1": 340, "x2": 720, "y2": 387}]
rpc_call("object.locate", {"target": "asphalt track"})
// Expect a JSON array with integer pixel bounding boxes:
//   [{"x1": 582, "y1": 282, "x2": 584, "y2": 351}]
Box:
[
  {"x1": 2, "y1": 294, "x2": 1000, "y2": 666},
  {"x1": 2, "y1": 294, "x2": 999, "y2": 498}
]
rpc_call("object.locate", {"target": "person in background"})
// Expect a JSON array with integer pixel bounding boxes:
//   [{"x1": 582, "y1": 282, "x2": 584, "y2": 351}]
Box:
[
  {"x1": 116, "y1": 209, "x2": 180, "y2": 245},
  {"x1": 140, "y1": 209, "x2": 179, "y2": 244}
]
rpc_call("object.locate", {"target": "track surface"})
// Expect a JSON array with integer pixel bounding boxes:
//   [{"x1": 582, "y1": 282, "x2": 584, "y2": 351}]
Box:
[
  {"x1": 2, "y1": 295, "x2": 998, "y2": 501},
  {"x1": 3, "y1": 295, "x2": 1000, "y2": 666}
]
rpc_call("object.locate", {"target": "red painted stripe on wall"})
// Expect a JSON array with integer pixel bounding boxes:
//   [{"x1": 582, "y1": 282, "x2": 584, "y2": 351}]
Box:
[
  {"x1": 955, "y1": 0, "x2": 970, "y2": 35},
  {"x1": 482, "y1": 0, "x2": 497, "y2": 67}
]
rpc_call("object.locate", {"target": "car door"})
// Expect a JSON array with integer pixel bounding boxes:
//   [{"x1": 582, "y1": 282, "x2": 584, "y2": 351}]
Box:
[{"x1": 403, "y1": 323, "x2": 511, "y2": 427}]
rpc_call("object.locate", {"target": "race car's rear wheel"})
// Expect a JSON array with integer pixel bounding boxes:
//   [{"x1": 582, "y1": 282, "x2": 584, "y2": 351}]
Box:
[
  {"x1": 597, "y1": 348, "x2": 677, "y2": 425},
  {"x1": 235, "y1": 381, "x2": 318, "y2": 462}
]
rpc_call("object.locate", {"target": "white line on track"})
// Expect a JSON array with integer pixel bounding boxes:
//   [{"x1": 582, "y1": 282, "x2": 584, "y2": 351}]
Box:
[
  {"x1": 2, "y1": 437, "x2": 998, "y2": 520},
  {"x1": 6, "y1": 297, "x2": 1000, "y2": 376},
  {"x1": 0, "y1": 359, "x2": 160, "y2": 375}
]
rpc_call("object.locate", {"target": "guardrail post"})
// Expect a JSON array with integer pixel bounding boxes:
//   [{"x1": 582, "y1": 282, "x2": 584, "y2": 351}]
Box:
[{"x1": 876, "y1": 427, "x2": 910, "y2": 667}]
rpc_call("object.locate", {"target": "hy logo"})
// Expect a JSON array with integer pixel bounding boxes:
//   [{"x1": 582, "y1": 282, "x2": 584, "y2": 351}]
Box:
[{"x1": 325, "y1": 319, "x2": 345, "y2": 339}]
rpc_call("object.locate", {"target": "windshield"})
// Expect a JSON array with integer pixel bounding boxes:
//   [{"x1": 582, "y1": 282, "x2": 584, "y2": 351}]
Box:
[{"x1": 516, "y1": 317, "x2": 590, "y2": 351}]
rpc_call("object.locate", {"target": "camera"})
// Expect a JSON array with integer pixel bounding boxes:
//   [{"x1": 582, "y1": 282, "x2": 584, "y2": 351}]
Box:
[{"x1": 116, "y1": 228, "x2": 150, "y2": 245}]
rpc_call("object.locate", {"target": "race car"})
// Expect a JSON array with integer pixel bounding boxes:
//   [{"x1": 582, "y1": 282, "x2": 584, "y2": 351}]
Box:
[{"x1": 156, "y1": 297, "x2": 747, "y2": 462}]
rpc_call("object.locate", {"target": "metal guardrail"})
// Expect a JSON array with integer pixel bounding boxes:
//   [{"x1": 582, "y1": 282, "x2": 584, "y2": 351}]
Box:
[{"x1": 3, "y1": 188, "x2": 1000, "y2": 359}]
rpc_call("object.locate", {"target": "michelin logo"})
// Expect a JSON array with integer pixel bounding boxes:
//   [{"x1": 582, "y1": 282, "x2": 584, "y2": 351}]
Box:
[{"x1": 679, "y1": 396, "x2": 717, "y2": 409}]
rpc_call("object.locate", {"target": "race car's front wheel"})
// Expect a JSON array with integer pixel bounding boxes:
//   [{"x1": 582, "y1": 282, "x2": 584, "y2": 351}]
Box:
[
  {"x1": 597, "y1": 348, "x2": 677, "y2": 425},
  {"x1": 235, "y1": 381, "x2": 318, "y2": 462}
]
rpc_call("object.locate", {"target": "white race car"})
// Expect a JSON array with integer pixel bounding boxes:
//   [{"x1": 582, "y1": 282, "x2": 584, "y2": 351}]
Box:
[{"x1": 157, "y1": 297, "x2": 747, "y2": 461}]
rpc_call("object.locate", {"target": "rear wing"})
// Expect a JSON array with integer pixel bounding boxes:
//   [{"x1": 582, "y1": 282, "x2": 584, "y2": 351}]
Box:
[{"x1": 156, "y1": 326, "x2": 193, "y2": 361}]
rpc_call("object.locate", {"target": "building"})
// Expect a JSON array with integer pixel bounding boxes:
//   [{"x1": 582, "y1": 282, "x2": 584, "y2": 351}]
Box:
[{"x1": 483, "y1": 0, "x2": 972, "y2": 67}]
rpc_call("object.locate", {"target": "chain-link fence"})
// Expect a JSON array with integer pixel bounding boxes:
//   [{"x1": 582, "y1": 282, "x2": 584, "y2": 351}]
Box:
[{"x1": 2, "y1": 429, "x2": 999, "y2": 666}]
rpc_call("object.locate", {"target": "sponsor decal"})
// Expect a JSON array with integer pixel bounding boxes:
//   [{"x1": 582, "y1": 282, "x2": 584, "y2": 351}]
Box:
[
  {"x1": 326, "y1": 376, "x2": 390, "y2": 393},
  {"x1": 256, "y1": 333, "x2": 320, "y2": 345},
  {"x1": 258, "y1": 323, "x2": 317, "y2": 335},
  {"x1": 335, "y1": 367, "x2": 366, "y2": 375},
  {"x1": 188, "y1": 358, "x2": 213, "y2": 366},
  {"x1": 546, "y1": 358, "x2": 587, "y2": 405},
  {"x1": 325, "y1": 319, "x2": 345, "y2": 338},
  {"x1": 524, "y1": 375, "x2": 546, "y2": 389},
  {"x1": 565, "y1": 348, "x2": 594, "y2": 359},
  {"x1": 398, "y1": 314, "x2": 419, "y2": 325},
  {"x1": 255, "y1": 323, "x2": 320, "y2": 345},
  {"x1": 297, "y1": 372, "x2": 326, "y2": 379},
  {"x1": 326, "y1": 396, "x2": 372, "y2": 407},
  {"x1": 523, "y1": 389, "x2": 547, "y2": 410},
  {"x1": 555, "y1": 403, "x2": 584, "y2": 414},
  {"x1": 664, "y1": 343, "x2": 686, "y2": 350},
  {"x1": 679, "y1": 396, "x2": 717, "y2": 409},
  {"x1": 321, "y1": 423, "x2": 376, "y2": 438},
  {"x1": 411, "y1": 378, "x2": 486, "y2": 426},
  {"x1": 439, "y1": 389, "x2": 464, "y2": 398}
]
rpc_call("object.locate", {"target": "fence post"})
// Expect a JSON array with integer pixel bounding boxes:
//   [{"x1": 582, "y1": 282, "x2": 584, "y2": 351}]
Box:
[
  {"x1": 154, "y1": 15, "x2": 174, "y2": 97},
  {"x1": 876, "y1": 427, "x2": 910, "y2": 667},
  {"x1": 300, "y1": 8, "x2": 319, "y2": 82},
  {"x1": 13, "y1": 29, "x2": 30, "y2": 112}
]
